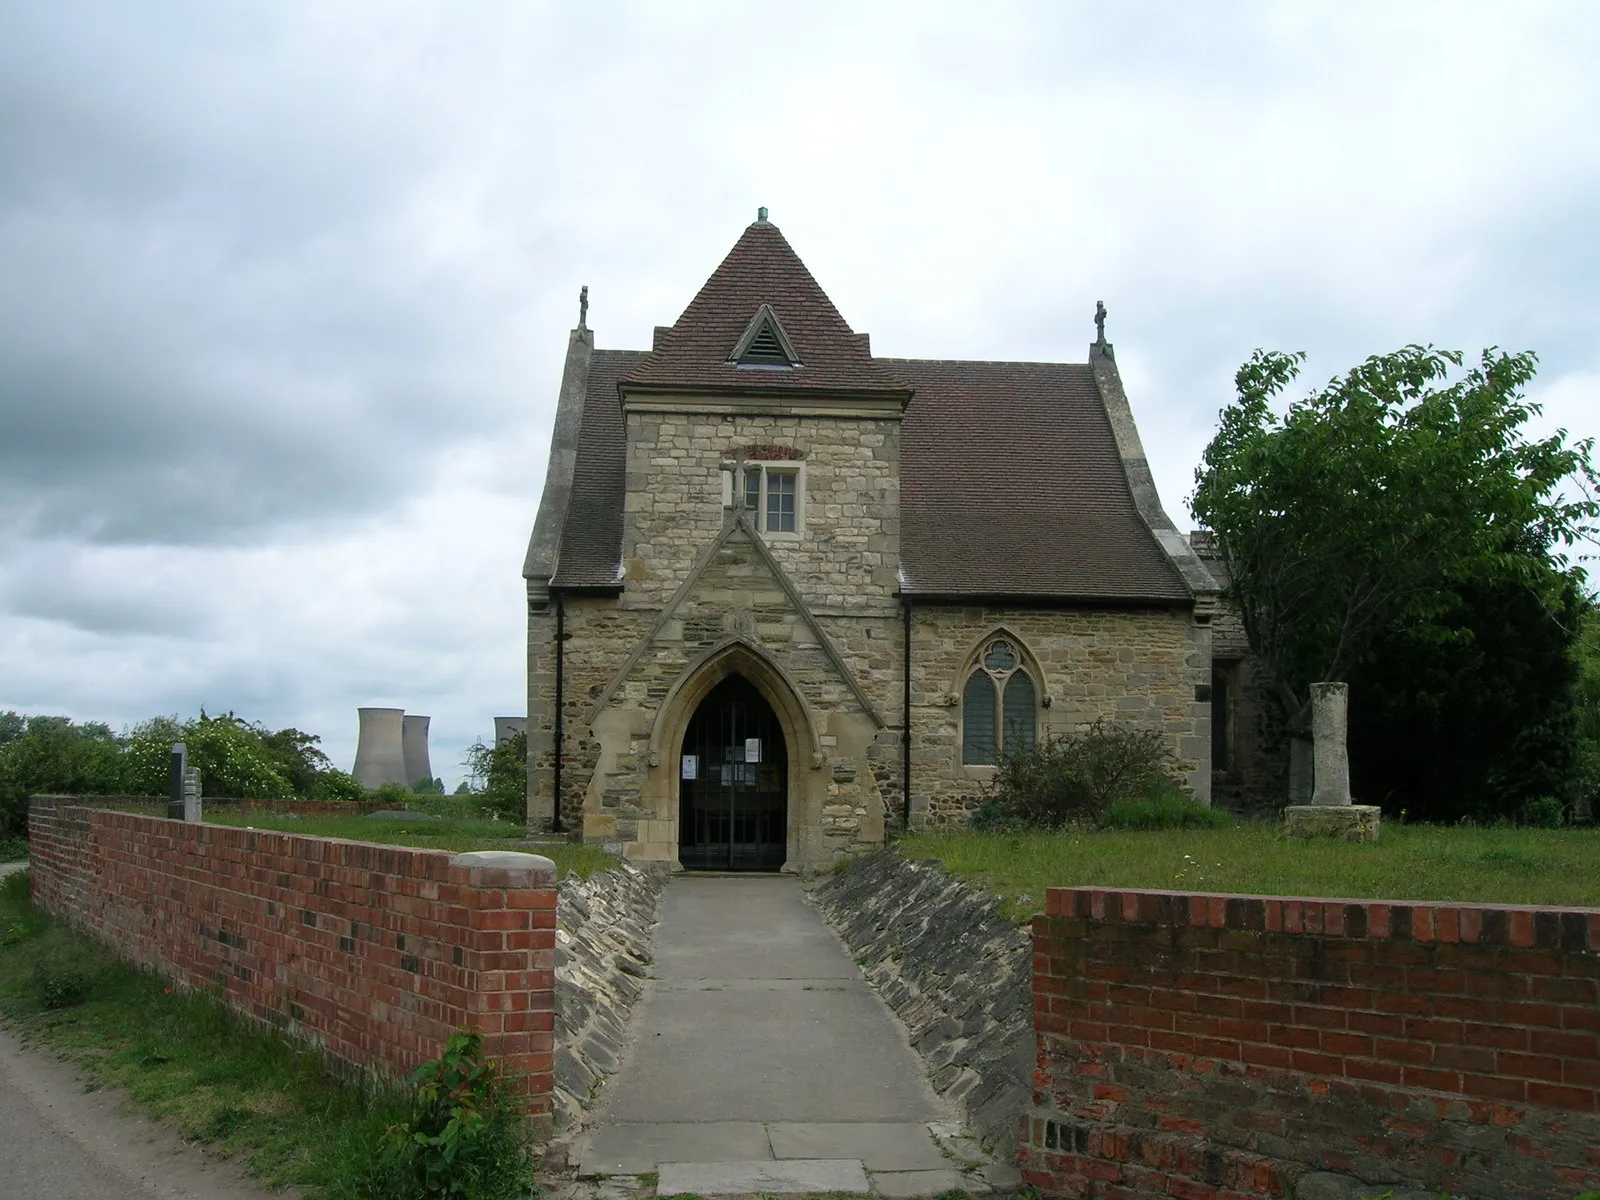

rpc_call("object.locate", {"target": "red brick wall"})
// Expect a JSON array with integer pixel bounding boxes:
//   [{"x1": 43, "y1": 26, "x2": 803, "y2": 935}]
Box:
[
  {"x1": 1027, "y1": 887, "x2": 1600, "y2": 1200},
  {"x1": 27, "y1": 798, "x2": 555, "y2": 1118}
]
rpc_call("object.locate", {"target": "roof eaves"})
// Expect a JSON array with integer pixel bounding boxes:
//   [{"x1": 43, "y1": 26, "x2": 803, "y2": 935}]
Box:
[{"x1": 897, "y1": 588, "x2": 1195, "y2": 609}]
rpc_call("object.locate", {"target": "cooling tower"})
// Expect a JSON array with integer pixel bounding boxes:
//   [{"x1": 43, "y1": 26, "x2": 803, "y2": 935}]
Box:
[
  {"x1": 353, "y1": 707, "x2": 408, "y2": 789},
  {"x1": 494, "y1": 717, "x2": 527, "y2": 746},
  {"x1": 402, "y1": 714, "x2": 432, "y2": 788}
]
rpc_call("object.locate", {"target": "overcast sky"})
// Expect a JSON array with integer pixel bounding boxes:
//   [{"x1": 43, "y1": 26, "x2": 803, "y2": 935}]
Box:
[{"x1": 2, "y1": 2, "x2": 1597, "y2": 788}]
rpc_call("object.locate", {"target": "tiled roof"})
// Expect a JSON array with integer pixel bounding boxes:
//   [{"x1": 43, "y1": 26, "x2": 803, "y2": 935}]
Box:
[
  {"x1": 547, "y1": 349, "x2": 1190, "y2": 602},
  {"x1": 549, "y1": 349, "x2": 645, "y2": 588},
  {"x1": 894, "y1": 359, "x2": 1190, "y2": 601},
  {"x1": 622, "y1": 221, "x2": 910, "y2": 396},
  {"x1": 539, "y1": 223, "x2": 1193, "y2": 603}
]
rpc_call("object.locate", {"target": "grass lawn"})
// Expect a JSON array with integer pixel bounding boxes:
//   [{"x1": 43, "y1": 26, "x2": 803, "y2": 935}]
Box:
[
  {"x1": 204, "y1": 810, "x2": 617, "y2": 878},
  {"x1": 900, "y1": 822, "x2": 1600, "y2": 921},
  {"x1": 0, "y1": 869, "x2": 412, "y2": 1195}
]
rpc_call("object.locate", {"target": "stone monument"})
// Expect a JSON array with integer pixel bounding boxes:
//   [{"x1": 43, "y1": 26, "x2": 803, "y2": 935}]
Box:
[
  {"x1": 167, "y1": 743, "x2": 203, "y2": 821},
  {"x1": 1283, "y1": 682, "x2": 1380, "y2": 841},
  {"x1": 353, "y1": 707, "x2": 408, "y2": 789}
]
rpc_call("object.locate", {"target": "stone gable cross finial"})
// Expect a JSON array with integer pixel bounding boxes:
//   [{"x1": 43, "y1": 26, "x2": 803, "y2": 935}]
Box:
[
  {"x1": 1094, "y1": 300, "x2": 1107, "y2": 345},
  {"x1": 578, "y1": 285, "x2": 589, "y2": 329}
]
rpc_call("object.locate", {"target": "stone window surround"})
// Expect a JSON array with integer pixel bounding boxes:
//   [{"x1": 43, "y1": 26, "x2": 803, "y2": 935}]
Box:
[
  {"x1": 955, "y1": 629, "x2": 1045, "y2": 778},
  {"x1": 720, "y1": 459, "x2": 806, "y2": 542}
]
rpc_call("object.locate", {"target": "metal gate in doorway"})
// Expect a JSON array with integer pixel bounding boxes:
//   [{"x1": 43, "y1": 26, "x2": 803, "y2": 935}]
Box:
[{"x1": 678, "y1": 676, "x2": 787, "y2": 871}]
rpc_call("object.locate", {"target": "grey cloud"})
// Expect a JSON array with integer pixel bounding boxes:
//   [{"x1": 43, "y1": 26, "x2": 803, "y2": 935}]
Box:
[{"x1": 0, "y1": 3, "x2": 567, "y2": 547}]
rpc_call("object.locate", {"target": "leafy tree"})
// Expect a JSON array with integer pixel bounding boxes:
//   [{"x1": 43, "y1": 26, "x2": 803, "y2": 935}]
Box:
[
  {"x1": 1575, "y1": 605, "x2": 1600, "y2": 821},
  {"x1": 462, "y1": 734, "x2": 526, "y2": 823},
  {"x1": 259, "y1": 726, "x2": 333, "y2": 796},
  {"x1": 0, "y1": 715, "x2": 126, "y2": 837},
  {"x1": 1192, "y1": 345, "x2": 1597, "y2": 731},
  {"x1": 1346, "y1": 569, "x2": 1586, "y2": 822},
  {"x1": 0, "y1": 711, "x2": 24, "y2": 748}
]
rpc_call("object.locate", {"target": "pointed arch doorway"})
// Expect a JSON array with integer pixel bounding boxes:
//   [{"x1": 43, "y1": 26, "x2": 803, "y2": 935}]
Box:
[{"x1": 678, "y1": 676, "x2": 788, "y2": 871}]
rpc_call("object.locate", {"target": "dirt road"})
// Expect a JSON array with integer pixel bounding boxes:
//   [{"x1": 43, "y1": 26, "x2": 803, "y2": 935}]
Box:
[{"x1": 0, "y1": 1001, "x2": 289, "y2": 1198}]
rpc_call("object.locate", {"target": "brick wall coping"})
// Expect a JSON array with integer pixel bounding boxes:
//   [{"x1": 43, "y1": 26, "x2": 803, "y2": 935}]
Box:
[
  {"x1": 1044, "y1": 886, "x2": 1600, "y2": 951},
  {"x1": 28, "y1": 793, "x2": 409, "y2": 816},
  {"x1": 45, "y1": 804, "x2": 535, "y2": 891}
]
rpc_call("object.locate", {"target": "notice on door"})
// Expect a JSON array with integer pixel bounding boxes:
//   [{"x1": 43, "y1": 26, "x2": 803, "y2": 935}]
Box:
[
  {"x1": 745, "y1": 737, "x2": 762, "y2": 763},
  {"x1": 681, "y1": 754, "x2": 698, "y2": 781}
]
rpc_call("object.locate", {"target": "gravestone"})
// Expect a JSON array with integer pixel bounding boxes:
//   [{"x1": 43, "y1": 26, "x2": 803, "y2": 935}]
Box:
[
  {"x1": 182, "y1": 766, "x2": 202, "y2": 821},
  {"x1": 1283, "y1": 682, "x2": 1380, "y2": 841},
  {"x1": 168, "y1": 743, "x2": 187, "y2": 820}
]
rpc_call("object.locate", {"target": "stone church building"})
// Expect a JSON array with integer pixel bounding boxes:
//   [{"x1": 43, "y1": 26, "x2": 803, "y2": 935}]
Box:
[{"x1": 524, "y1": 213, "x2": 1219, "y2": 871}]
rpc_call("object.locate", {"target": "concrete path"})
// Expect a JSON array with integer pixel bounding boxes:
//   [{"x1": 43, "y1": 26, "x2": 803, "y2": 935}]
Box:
[{"x1": 575, "y1": 876, "x2": 976, "y2": 1197}]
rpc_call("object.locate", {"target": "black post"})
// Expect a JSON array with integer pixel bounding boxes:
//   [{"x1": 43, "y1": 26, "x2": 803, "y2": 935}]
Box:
[{"x1": 168, "y1": 743, "x2": 187, "y2": 820}]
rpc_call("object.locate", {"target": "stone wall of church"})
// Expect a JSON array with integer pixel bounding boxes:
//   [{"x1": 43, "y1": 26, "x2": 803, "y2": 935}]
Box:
[
  {"x1": 908, "y1": 604, "x2": 1211, "y2": 828},
  {"x1": 619, "y1": 410, "x2": 902, "y2": 609},
  {"x1": 1189, "y1": 532, "x2": 1289, "y2": 813},
  {"x1": 538, "y1": 530, "x2": 904, "y2": 870}
]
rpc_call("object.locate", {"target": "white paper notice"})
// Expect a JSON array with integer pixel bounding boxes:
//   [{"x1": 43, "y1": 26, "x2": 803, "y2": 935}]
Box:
[
  {"x1": 745, "y1": 737, "x2": 761, "y2": 763},
  {"x1": 681, "y1": 755, "x2": 698, "y2": 780}
]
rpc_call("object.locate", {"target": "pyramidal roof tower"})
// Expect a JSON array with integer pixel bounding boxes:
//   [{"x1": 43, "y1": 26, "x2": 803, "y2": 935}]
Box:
[{"x1": 622, "y1": 213, "x2": 910, "y2": 399}]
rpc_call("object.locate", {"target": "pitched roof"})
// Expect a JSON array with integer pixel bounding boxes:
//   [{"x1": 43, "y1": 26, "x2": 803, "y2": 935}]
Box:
[
  {"x1": 549, "y1": 349, "x2": 646, "y2": 588},
  {"x1": 622, "y1": 220, "x2": 910, "y2": 396},
  {"x1": 894, "y1": 359, "x2": 1190, "y2": 601},
  {"x1": 537, "y1": 222, "x2": 1195, "y2": 603},
  {"x1": 546, "y1": 352, "x2": 1190, "y2": 602}
]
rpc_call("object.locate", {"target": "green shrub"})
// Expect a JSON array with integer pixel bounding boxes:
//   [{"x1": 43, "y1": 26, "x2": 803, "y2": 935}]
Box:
[
  {"x1": 122, "y1": 713, "x2": 293, "y2": 801},
  {"x1": 370, "y1": 782, "x2": 414, "y2": 807},
  {"x1": 977, "y1": 719, "x2": 1183, "y2": 830},
  {"x1": 30, "y1": 928, "x2": 105, "y2": 1008},
  {"x1": 0, "y1": 834, "x2": 27, "y2": 861},
  {"x1": 363, "y1": 1030, "x2": 533, "y2": 1200},
  {"x1": 1519, "y1": 795, "x2": 1566, "y2": 828},
  {"x1": 0, "y1": 713, "x2": 127, "y2": 837},
  {"x1": 412, "y1": 777, "x2": 445, "y2": 795},
  {"x1": 0, "y1": 867, "x2": 29, "y2": 903},
  {"x1": 1100, "y1": 791, "x2": 1232, "y2": 831},
  {"x1": 309, "y1": 768, "x2": 366, "y2": 804}
]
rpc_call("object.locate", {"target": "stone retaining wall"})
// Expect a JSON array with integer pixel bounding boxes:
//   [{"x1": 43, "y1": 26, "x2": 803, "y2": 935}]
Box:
[
  {"x1": 810, "y1": 850, "x2": 1034, "y2": 1154},
  {"x1": 1028, "y1": 887, "x2": 1600, "y2": 1200},
  {"x1": 554, "y1": 861, "x2": 666, "y2": 1130}
]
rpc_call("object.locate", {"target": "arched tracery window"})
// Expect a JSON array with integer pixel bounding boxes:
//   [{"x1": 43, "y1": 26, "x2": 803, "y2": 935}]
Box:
[{"x1": 961, "y1": 638, "x2": 1037, "y2": 765}]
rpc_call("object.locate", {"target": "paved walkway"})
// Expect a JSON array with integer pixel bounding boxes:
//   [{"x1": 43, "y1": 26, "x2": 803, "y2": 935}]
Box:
[{"x1": 575, "y1": 876, "x2": 975, "y2": 1196}]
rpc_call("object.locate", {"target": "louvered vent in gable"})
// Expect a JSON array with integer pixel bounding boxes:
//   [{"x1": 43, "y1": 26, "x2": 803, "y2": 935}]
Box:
[{"x1": 728, "y1": 304, "x2": 800, "y2": 369}]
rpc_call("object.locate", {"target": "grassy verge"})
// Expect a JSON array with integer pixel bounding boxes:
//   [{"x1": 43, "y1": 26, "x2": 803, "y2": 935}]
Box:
[
  {"x1": 901, "y1": 823, "x2": 1600, "y2": 921},
  {"x1": 0, "y1": 868, "x2": 415, "y2": 1194},
  {"x1": 204, "y1": 811, "x2": 617, "y2": 878}
]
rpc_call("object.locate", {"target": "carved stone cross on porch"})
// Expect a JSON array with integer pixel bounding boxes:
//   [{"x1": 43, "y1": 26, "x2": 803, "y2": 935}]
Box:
[{"x1": 719, "y1": 447, "x2": 751, "y2": 516}]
